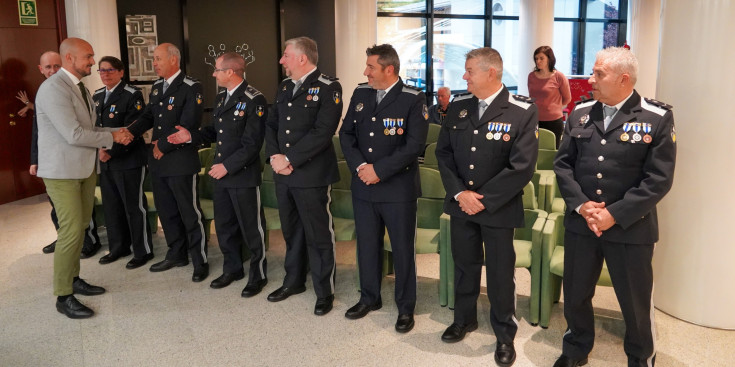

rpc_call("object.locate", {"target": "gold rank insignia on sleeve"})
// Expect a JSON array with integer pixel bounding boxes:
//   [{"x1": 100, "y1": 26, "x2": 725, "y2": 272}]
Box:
[
  {"x1": 196, "y1": 93, "x2": 203, "y2": 105},
  {"x1": 256, "y1": 105, "x2": 264, "y2": 117},
  {"x1": 671, "y1": 125, "x2": 676, "y2": 143},
  {"x1": 135, "y1": 100, "x2": 143, "y2": 111},
  {"x1": 423, "y1": 105, "x2": 429, "y2": 120},
  {"x1": 333, "y1": 91, "x2": 341, "y2": 104}
]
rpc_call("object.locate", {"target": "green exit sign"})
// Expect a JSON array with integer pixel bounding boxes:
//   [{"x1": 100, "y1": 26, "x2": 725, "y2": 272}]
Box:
[{"x1": 18, "y1": 0, "x2": 38, "y2": 26}]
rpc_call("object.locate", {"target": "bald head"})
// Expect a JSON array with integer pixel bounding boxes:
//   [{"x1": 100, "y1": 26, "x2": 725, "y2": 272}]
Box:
[
  {"x1": 38, "y1": 51, "x2": 61, "y2": 79},
  {"x1": 153, "y1": 43, "x2": 181, "y2": 79},
  {"x1": 59, "y1": 37, "x2": 95, "y2": 79}
]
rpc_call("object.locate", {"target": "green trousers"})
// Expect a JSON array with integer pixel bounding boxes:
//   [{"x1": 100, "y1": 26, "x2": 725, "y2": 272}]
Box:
[{"x1": 43, "y1": 172, "x2": 97, "y2": 296}]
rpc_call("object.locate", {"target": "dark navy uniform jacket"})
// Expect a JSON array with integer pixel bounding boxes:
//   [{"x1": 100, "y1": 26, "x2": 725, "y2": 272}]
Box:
[
  {"x1": 339, "y1": 79, "x2": 429, "y2": 202},
  {"x1": 93, "y1": 82, "x2": 146, "y2": 171},
  {"x1": 265, "y1": 69, "x2": 342, "y2": 187},
  {"x1": 436, "y1": 87, "x2": 539, "y2": 228},
  {"x1": 192, "y1": 81, "x2": 267, "y2": 188},
  {"x1": 127, "y1": 72, "x2": 204, "y2": 177},
  {"x1": 554, "y1": 90, "x2": 676, "y2": 244}
]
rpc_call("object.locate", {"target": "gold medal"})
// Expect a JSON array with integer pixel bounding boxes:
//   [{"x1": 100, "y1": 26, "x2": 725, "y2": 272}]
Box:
[
  {"x1": 620, "y1": 133, "x2": 630, "y2": 142},
  {"x1": 486, "y1": 132, "x2": 493, "y2": 140},
  {"x1": 384, "y1": 128, "x2": 390, "y2": 135},
  {"x1": 503, "y1": 133, "x2": 510, "y2": 142}
]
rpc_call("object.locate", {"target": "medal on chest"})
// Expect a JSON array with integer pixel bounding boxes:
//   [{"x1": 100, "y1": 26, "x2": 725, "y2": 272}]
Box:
[{"x1": 108, "y1": 105, "x2": 116, "y2": 119}]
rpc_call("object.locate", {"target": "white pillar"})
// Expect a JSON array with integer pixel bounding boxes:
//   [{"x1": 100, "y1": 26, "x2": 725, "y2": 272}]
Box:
[
  {"x1": 335, "y1": 0, "x2": 376, "y2": 123},
  {"x1": 653, "y1": 0, "x2": 735, "y2": 329},
  {"x1": 518, "y1": 0, "x2": 554, "y2": 96},
  {"x1": 627, "y1": 0, "x2": 660, "y2": 97},
  {"x1": 65, "y1": 0, "x2": 120, "y2": 91}
]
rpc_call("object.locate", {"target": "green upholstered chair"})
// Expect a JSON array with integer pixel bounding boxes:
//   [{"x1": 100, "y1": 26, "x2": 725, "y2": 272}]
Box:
[
  {"x1": 331, "y1": 161, "x2": 356, "y2": 241},
  {"x1": 440, "y1": 180, "x2": 547, "y2": 326},
  {"x1": 536, "y1": 149, "x2": 557, "y2": 171},
  {"x1": 197, "y1": 147, "x2": 215, "y2": 243},
  {"x1": 426, "y1": 123, "x2": 441, "y2": 145},
  {"x1": 333, "y1": 135, "x2": 345, "y2": 161},
  {"x1": 539, "y1": 213, "x2": 612, "y2": 328},
  {"x1": 538, "y1": 128, "x2": 557, "y2": 150},
  {"x1": 198, "y1": 147, "x2": 212, "y2": 176},
  {"x1": 261, "y1": 167, "x2": 281, "y2": 233},
  {"x1": 423, "y1": 142, "x2": 438, "y2": 170}
]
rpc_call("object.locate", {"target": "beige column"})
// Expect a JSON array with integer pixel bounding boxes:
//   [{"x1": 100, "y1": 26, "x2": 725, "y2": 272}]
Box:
[
  {"x1": 517, "y1": 0, "x2": 554, "y2": 96},
  {"x1": 65, "y1": 0, "x2": 120, "y2": 91},
  {"x1": 335, "y1": 0, "x2": 376, "y2": 122},
  {"x1": 627, "y1": 0, "x2": 661, "y2": 97},
  {"x1": 653, "y1": 0, "x2": 735, "y2": 329}
]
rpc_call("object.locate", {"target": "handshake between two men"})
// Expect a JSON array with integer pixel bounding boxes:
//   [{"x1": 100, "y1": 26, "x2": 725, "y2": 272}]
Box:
[{"x1": 101, "y1": 127, "x2": 135, "y2": 163}]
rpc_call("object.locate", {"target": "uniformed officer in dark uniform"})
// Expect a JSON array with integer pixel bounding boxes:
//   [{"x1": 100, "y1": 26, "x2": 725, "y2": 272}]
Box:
[
  {"x1": 125, "y1": 43, "x2": 209, "y2": 282},
  {"x1": 29, "y1": 51, "x2": 102, "y2": 258},
  {"x1": 93, "y1": 56, "x2": 153, "y2": 269},
  {"x1": 339, "y1": 44, "x2": 428, "y2": 333},
  {"x1": 435, "y1": 47, "x2": 538, "y2": 367},
  {"x1": 552, "y1": 47, "x2": 676, "y2": 367},
  {"x1": 265, "y1": 37, "x2": 342, "y2": 316},
  {"x1": 167, "y1": 52, "x2": 268, "y2": 295}
]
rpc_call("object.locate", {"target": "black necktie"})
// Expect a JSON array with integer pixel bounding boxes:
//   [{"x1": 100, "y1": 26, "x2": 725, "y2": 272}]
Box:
[{"x1": 78, "y1": 81, "x2": 90, "y2": 112}]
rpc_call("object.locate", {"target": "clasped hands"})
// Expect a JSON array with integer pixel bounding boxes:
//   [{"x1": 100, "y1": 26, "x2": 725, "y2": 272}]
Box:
[
  {"x1": 580, "y1": 201, "x2": 616, "y2": 237},
  {"x1": 357, "y1": 164, "x2": 380, "y2": 185},
  {"x1": 270, "y1": 154, "x2": 293, "y2": 176},
  {"x1": 457, "y1": 190, "x2": 485, "y2": 215}
]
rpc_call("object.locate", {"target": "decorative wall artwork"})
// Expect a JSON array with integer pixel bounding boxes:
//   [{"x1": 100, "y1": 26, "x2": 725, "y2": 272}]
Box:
[
  {"x1": 125, "y1": 15, "x2": 158, "y2": 81},
  {"x1": 204, "y1": 43, "x2": 256, "y2": 93}
]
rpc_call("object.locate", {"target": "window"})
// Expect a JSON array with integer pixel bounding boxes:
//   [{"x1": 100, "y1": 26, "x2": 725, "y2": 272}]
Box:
[
  {"x1": 553, "y1": 0, "x2": 628, "y2": 76},
  {"x1": 377, "y1": 0, "x2": 521, "y2": 103}
]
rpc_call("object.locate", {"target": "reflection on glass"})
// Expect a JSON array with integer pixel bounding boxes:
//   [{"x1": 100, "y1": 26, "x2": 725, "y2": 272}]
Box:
[
  {"x1": 377, "y1": 17, "x2": 428, "y2": 90},
  {"x1": 434, "y1": 0, "x2": 484, "y2": 15},
  {"x1": 586, "y1": 0, "x2": 620, "y2": 19},
  {"x1": 491, "y1": 0, "x2": 520, "y2": 17},
  {"x1": 378, "y1": 0, "x2": 427, "y2": 13},
  {"x1": 554, "y1": 0, "x2": 579, "y2": 18},
  {"x1": 583, "y1": 22, "x2": 619, "y2": 74},
  {"x1": 491, "y1": 19, "x2": 520, "y2": 89},
  {"x1": 432, "y1": 18, "x2": 484, "y2": 91},
  {"x1": 552, "y1": 21, "x2": 575, "y2": 75}
]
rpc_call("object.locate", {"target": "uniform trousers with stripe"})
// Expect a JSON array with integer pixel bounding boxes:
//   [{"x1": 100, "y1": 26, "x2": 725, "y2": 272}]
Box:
[
  {"x1": 213, "y1": 185, "x2": 267, "y2": 282},
  {"x1": 99, "y1": 166, "x2": 153, "y2": 258},
  {"x1": 49, "y1": 197, "x2": 100, "y2": 249},
  {"x1": 151, "y1": 174, "x2": 207, "y2": 267},
  {"x1": 562, "y1": 231, "x2": 656, "y2": 367},
  {"x1": 275, "y1": 183, "x2": 335, "y2": 298},
  {"x1": 451, "y1": 217, "x2": 518, "y2": 345},
  {"x1": 353, "y1": 198, "x2": 417, "y2": 315}
]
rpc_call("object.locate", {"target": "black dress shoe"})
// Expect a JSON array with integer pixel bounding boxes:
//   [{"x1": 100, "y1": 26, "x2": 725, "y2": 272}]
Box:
[
  {"x1": 42, "y1": 241, "x2": 56, "y2": 254},
  {"x1": 395, "y1": 313, "x2": 415, "y2": 333},
  {"x1": 210, "y1": 271, "x2": 244, "y2": 289},
  {"x1": 267, "y1": 285, "x2": 306, "y2": 302},
  {"x1": 80, "y1": 243, "x2": 101, "y2": 259},
  {"x1": 72, "y1": 278, "x2": 106, "y2": 296},
  {"x1": 98, "y1": 251, "x2": 131, "y2": 265},
  {"x1": 441, "y1": 322, "x2": 478, "y2": 343},
  {"x1": 126, "y1": 253, "x2": 154, "y2": 269},
  {"x1": 56, "y1": 295, "x2": 94, "y2": 319},
  {"x1": 149, "y1": 259, "x2": 189, "y2": 272},
  {"x1": 241, "y1": 279, "x2": 268, "y2": 298},
  {"x1": 192, "y1": 264, "x2": 209, "y2": 282},
  {"x1": 344, "y1": 301, "x2": 382, "y2": 320},
  {"x1": 494, "y1": 343, "x2": 516, "y2": 366},
  {"x1": 314, "y1": 295, "x2": 334, "y2": 316},
  {"x1": 553, "y1": 355, "x2": 588, "y2": 367}
]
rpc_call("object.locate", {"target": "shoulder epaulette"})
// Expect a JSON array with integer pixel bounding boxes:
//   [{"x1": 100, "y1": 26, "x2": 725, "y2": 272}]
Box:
[
  {"x1": 573, "y1": 99, "x2": 596, "y2": 111},
  {"x1": 401, "y1": 85, "x2": 421, "y2": 95},
  {"x1": 183, "y1": 76, "x2": 199, "y2": 86},
  {"x1": 356, "y1": 82, "x2": 371, "y2": 89},
  {"x1": 245, "y1": 85, "x2": 262, "y2": 99},
  {"x1": 452, "y1": 92, "x2": 473, "y2": 102},
  {"x1": 318, "y1": 74, "x2": 338, "y2": 85},
  {"x1": 574, "y1": 96, "x2": 590, "y2": 105},
  {"x1": 94, "y1": 87, "x2": 105, "y2": 95},
  {"x1": 281, "y1": 77, "x2": 292, "y2": 83},
  {"x1": 509, "y1": 94, "x2": 533, "y2": 110},
  {"x1": 123, "y1": 84, "x2": 140, "y2": 94},
  {"x1": 154, "y1": 79, "x2": 163, "y2": 85},
  {"x1": 642, "y1": 97, "x2": 672, "y2": 116},
  {"x1": 217, "y1": 89, "x2": 227, "y2": 95}
]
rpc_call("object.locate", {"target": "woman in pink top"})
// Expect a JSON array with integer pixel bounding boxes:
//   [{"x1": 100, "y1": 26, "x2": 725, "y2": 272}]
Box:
[{"x1": 527, "y1": 46, "x2": 571, "y2": 148}]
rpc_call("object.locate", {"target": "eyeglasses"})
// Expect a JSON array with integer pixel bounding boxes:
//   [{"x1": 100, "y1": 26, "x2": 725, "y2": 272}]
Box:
[
  {"x1": 213, "y1": 68, "x2": 231, "y2": 73},
  {"x1": 98, "y1": 68, "x2": 119, "y2": 73}
]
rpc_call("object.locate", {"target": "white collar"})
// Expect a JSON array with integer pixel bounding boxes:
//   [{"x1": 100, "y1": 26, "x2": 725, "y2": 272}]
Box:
[
  {"x1": 294, "y1": 67, "x2": 318, "y2": 85},
  {"x1": 227, "y1": 80, "x2": 244, "y2": 96},
  {"x1": 106, "y1": 80, "x2": 122, "y2": 93},
  {"x1": 60, "y1": 67, "x2": 82, "y2": 85},
  {"x1": 165, "y1": 69, "x2": 182, "y2": 86}
]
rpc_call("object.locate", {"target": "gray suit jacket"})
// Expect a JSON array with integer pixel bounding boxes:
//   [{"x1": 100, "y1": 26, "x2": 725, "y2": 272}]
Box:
[{"x1": 36, "y1": 70, "x2": 114, "y2": 179}]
